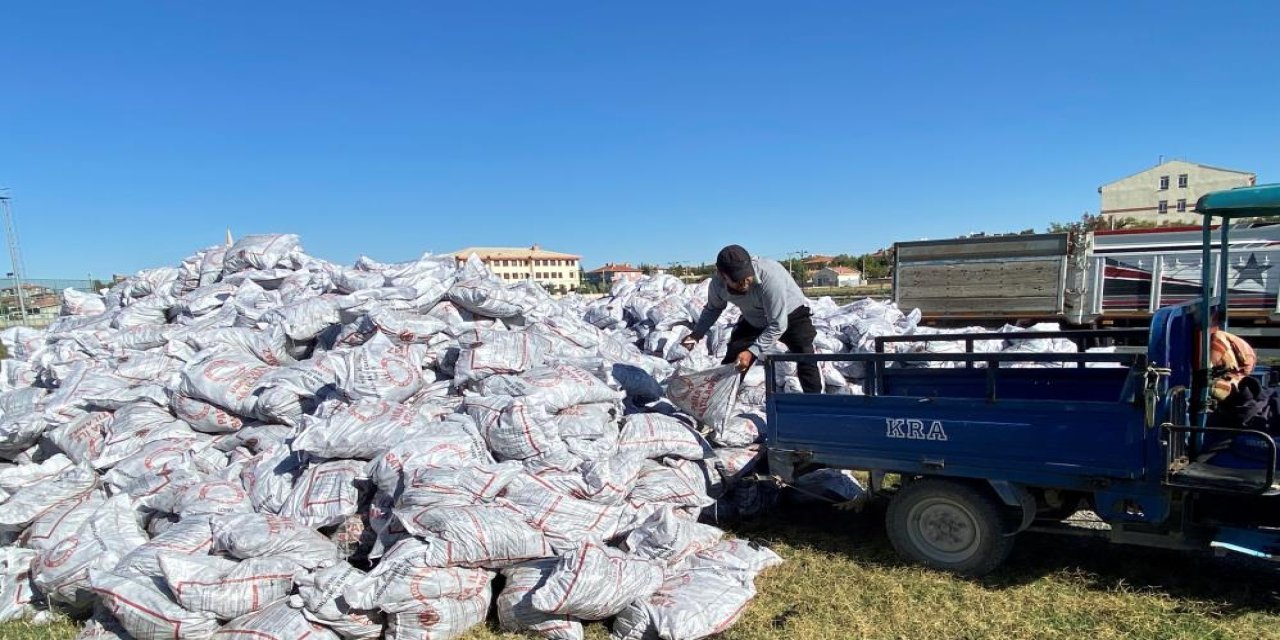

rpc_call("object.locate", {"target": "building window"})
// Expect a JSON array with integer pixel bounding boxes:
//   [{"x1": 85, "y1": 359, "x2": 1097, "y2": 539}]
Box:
[
  {"x1": 1159, "y1": 176, "x2": 1169, "y2": 190},
  {"x1": 1178, "y1": 174, "x2": 1188, "y2": 188},
  {"x1": 1177, "y1": 199, "x2": 1187, "y2": 213},
  {"x1": 1158, "y1": 200, "x2": 1168, "y2": 214}
]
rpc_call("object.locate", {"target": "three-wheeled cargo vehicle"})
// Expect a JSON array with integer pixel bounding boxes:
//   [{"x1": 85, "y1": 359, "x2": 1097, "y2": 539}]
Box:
[{"x1": 765, "y1": 183, "x2": 1280, "y2": 575}]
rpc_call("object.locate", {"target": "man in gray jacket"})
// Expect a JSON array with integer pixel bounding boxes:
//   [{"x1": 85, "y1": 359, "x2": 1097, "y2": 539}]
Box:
[{"x1": 681, "y1": 244, "x2": 821, "y2": 393}]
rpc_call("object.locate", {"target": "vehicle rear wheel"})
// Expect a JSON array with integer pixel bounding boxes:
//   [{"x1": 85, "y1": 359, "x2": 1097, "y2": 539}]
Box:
[{"x1": 886, "y1": 478, "x2": 1014, "y2": 576}]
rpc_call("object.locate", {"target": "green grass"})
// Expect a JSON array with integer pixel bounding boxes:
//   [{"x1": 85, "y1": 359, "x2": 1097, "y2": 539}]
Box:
[{"x1": 7, "y1": 507, "x2": 1280, "y2": 640}]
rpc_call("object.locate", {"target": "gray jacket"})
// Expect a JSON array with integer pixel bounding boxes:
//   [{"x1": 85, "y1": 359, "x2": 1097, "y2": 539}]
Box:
[{"x1": 690, "y1": 257, "x2": 808, "y2": 357}]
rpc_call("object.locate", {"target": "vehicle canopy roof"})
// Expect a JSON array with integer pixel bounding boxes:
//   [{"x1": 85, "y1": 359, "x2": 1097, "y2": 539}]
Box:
[{"x1": 1196, "y1": 183, "x2": 1280, "y2": 220}]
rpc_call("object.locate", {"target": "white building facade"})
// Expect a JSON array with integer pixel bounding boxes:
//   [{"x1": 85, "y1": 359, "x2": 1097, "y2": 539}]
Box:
[
  {"x1": 1099, "y1": 160, "x2": 1256, "y2": 225},
  {"x1": 451, "y1": 245, "x2": 582, "y2": 293}
]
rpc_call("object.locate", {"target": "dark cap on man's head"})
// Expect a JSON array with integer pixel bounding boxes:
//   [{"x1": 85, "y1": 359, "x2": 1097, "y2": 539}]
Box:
[{"x1": 716, "y1": 245, "x2": 755, "y2": 282}]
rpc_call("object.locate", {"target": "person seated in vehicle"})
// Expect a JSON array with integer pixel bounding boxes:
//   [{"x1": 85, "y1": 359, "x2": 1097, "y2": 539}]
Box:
[{"x1": 1197, "y1": 329, "x2": 1280, "y2": 468}]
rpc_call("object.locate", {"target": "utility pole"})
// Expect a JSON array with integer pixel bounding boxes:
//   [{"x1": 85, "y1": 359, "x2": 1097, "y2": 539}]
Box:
[{"x1": 0, "y1": 194, "x2": 29, "y2": 325}]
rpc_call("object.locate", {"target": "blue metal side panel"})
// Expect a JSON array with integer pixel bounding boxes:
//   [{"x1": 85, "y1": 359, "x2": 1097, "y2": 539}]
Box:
[
  {"x1": 769, "y1": 393, "x2": 1147, "y2": 488},
  {"x1": 1149, "y1": 302, "x2": 1197, "y2": 389},
  {"x1": 882, "y1": 368, "x2": 1132, "y2": 402}
]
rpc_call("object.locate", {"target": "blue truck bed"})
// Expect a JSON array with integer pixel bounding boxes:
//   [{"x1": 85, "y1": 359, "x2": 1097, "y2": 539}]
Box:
[{"x1": 766, "y1": 348, "x2": 1151, "y2": 494}]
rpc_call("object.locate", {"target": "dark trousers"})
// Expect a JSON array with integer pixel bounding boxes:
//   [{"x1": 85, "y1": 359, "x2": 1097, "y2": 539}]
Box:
[{"x1": 722, "y1": 306, "x2": 822, "y2": 393}]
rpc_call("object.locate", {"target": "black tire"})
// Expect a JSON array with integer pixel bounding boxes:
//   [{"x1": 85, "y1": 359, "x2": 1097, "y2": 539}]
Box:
[{"x1": 885, "y1": 478, "x2": 1014, "y2": 576}]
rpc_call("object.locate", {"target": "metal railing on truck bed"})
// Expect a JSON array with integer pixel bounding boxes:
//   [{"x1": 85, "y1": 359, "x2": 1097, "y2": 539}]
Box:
[{"x1": 762, "y1": 330, "x2": 1157, "y2": 494}]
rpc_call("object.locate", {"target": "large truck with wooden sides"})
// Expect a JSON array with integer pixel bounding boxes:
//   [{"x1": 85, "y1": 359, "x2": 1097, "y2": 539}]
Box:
[{"x1": 892, "y1": 223, "x2": 1280, "y2": 354}]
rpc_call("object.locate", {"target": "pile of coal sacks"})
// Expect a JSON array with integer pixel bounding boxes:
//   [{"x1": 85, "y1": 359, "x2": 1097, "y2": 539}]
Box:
[{"x1": 0, "y1": 234, "x2": 804, "y2": 640}]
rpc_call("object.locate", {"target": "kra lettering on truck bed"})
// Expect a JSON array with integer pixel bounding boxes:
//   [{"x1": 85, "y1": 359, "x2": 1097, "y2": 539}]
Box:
[{"x1": 885, "y1": 418, "x2": 948, "y2": 441}]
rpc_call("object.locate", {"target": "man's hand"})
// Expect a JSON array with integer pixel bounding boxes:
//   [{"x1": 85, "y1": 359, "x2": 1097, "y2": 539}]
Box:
[
  {"x1": 680, "y1": 335, "x2": 700, "y2": 352},
  {"x1": 735, "y1": 350, "x2": 756, "y2": 373}
]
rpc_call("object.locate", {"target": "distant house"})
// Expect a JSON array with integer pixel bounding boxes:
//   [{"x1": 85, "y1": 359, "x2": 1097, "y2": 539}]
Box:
[
  {"x1": 811, "y1": 266, "x2": 862, "y2": 287},
  {"x1": 0, "y1": 284, "x2": 56, "y2": 315},
  {"x1": 585, "y1": 263, "x2": 644, "y2": 287},
  {"x1": 0, "y1": 284, "x2": 59, "y2": 320},
  {"x1": 0, "y1": 283, "x2": 52, "y2": 299},
  {"x1": 802, "y1": 255, "x2": 834, "y2": 270}
]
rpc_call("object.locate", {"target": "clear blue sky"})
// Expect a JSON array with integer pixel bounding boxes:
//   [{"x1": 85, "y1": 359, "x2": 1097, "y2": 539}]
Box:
[{"x1": 2, "y1": 2, "x2": 1278, "y2": 278}]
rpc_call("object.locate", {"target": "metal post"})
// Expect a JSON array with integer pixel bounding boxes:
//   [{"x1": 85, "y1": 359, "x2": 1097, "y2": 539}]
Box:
[
  {"x1": 0, "y1": 197, "x2": 28, "y2": 325},
  {"x1": 1197, "y1": 217, "x2": 1214, "y2": 427},
  {"x1": 1218, "y1": 223, "x2": 1232, "y2": 330}
]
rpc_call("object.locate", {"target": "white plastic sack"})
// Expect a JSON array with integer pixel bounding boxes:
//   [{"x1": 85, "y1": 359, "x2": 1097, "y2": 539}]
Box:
[
  {"x1": 618, "y1": 413, "x2": 705, "y2": 461},
  {"x1": 278, "y1": 459, "x2": 367, "y2": 529},
  {"x1": 395, "y1": 505, "x2": 553, "y2": 568},
  {"x1": 241, "y1": 445, "x2": 300, "y2": 513},
  {"x1": 179, "y1": 350, "x2": 274, "y2": 416},
  {"x1": 19, "y1": 489, "x2": 104, "y2": 552},
  {"x1": 454, "y1": 329, "x2": 547, "y2": 384},
  {"x1": 664, "y1": 365, "x2": 741, "y2": 433},
  {"x1": 33, "y1": 495, "x2": 148, "y2": 609},
  {"x1": 90, "y1": 569, "x2": 220, "y2": 640},
  {"x1": 714, "y1": 411, "x2": 764, "y2": 448},
  {"x1": 365, "y1": 430, "x2": 493, "y2": 498},
  {"x1": 0, "y1": 464, "x2": 96, "y2": 529},
  {"x1": 172, "y1": 394, "x2": 246, "y2": 434},
  {"x1": 448, "y1": 275, "x2": 531, "y2": 319},
  {"x1": 503, "y1": 474, "x2": 626, "y2": 552},
  {"x1": 0, "y1": 547, "x2": 38, "y2": 623},
  {"x1": 473, "y1": 397, "x2": 569, "y2": 462},
  {"x1": 326, "y1": 334, "x2": 424, "y2": 403},
  {"x1": 624, "y1": 506, "x2": 723, "y2": 565},
  {"x1": 0, "y1": 453, "x2": 74, "y2": 495},
  {"x1": 497, "y1": 560, "x2": 583, "y2": 640},
  {"x1": 162, "y1": 554, "x2": 299, "y2": 621},
  {"x1": 292, "y1": 563, "x2": 384, "y2": 639},
  {"x1": 292, "y1": 400, "x2": 441, "y2": 460},
  {"x1": 211, "y1": 512, "x2": 341, "y2": 569},
  {"x1": 628, "y1": 462, "x2": 716, "y2": 511},
  {"x1": 215, "y1": 599, "x2": 341, "y2": 640},
  {"x1": 223, "y1": 233, "x2": 303, "y2": 273},
  {"x1": 158, "y1": 480, "x2": 255, "y2": 518},
  {"x1": 344, "y1": 561, "x2": 491, "y2": 611},
  {"x1": 113, "y1": 516, "x2": 214, "y2": 578},
  {"x1": 260, "y1": 296, "x2": 341, "y2": 341},
  {"x1": 613, "y1": 567, "x2": 759, "y2": 640},
  {"x1": 366, "y1": 306, "x2": 449, "y2": 344},
  {"x1": 398, "y1": 461, "x2": 523, "y2": 510},
  {"x1": 529, "y1": 543, "x2": 663, "y2": 620},
  {"x1": 382, "y1": 587, "x2": 490, "y2": 640},
  {"x1": 478, "y1": 365, "x2": 622, "y2": 413},
  {"x1": 62, "y1": 288, "x2": 108, "y2": 317},
  {"x1": 0, "y1": 327, "x2": 45, "y2": 361}
]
